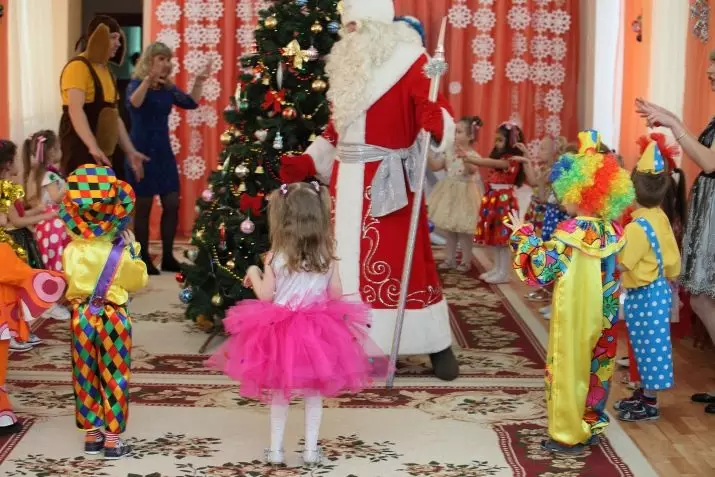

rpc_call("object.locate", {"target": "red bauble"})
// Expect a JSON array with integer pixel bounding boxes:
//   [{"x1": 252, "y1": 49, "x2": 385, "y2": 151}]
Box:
[
  {"x1": 176, "y1": 272, "x2": 186, "y2": 283},
  {"x1": 282, "y1": 107, "x2": 297, "y2": 120}
]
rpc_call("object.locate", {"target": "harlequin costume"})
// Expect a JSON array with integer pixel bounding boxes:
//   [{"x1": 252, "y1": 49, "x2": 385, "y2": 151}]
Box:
[
  {"x1": 510, "y1": 131, "x2": 635, "y2": 453},
  {"x1": 279, "y1": 1, "x2": 459, "y2": 380},
  {"x1": 613, "y1": 138, "x2": 681, "y2": 422},
  {"x1": 59, "y1": 165, "x2": 148, "y2": 459},
  {"x1": 0, "y1": 180, "x2": 67, "y2": 435},
  {"x1": 59, "y1": 16, "x2": 126, "y2": 177}
]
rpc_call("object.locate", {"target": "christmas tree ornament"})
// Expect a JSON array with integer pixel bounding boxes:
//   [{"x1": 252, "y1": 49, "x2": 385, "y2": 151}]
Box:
[
  {"x1": 264, "y1": 15, "x2": 278, "y2": 29},
  {"x1": 306, "y1": 45, "x2": 319, "y2": 61},
  {"x1": 218, "y1": 223, "x2": 227, "y2": 250},
  {"x1": 282, "y1": 40, "x2": 310, "y2": 69},
  {"x1": 226, "y1": 259, "x2": 236, "y2": 270},
  {"x1": 255, "y1": 165, "x2": 265, "y2": 174},
  {"x1": 238, "y1": 182, "x2": 247, "y2": 192},
  {"x1": 240, "y1": 218, "x2": 256, "y2": 234},
  {"x1": 211, "y1": 293, "x2": 224, "y2": 307},
  {"x1": 201, "y1": 189, "x2": 214, "y2": 202},
  {"x1": 179, "y1": 287, "x2": 194, "y2": 304},
  {"x1": 234, "y1": 81, "x2": 242, "y2": 103},
  {"x1": 282, "y1": 107, "x2": 298, "y2": 120},
  {"x1": 337, "y1": 0, "x2": 344, "y2": 14},
  {"x1": 273, "y1": 132, "x2": 284, "y2": 150},
  {"x1": 262, "y1": 76, "x2": 271, "y2": 86},
  {"x1": 234, "y1": 164, "x2": 250, "y2": 178},
  {"x1": 328, "y1": 21, "x2": 340, "y2": 33},
  {"x1": 187, "y1": 249, "x2": 199, "y2": 261},
  {"x1": 255, "y1": 129, "x2": 268, "y2": 142},
  {"x1": 296, "y1": 0, "x2": 308, "y2": 6},
  {"x1": 194, "y1": 230, "x2": 204, "y2": 240},
  {"x1": 277, "y1": 61, "x2": 285, "y2": 89},
  {"x1": 240, "y1": 100, "x2": 250, "y2": 111},
  {"x1": 311, "y1": 78, "x2": 328, "y2": 92},
  {"x1": 311, "y1": 21, "x2": 323, "y2": 33},
  {"x1": 224, "y1": 102, "x2": 236, "y2": 113},
  {"x1": 220, "y1": 129, "x2": 235, "y2": 145},
  {"x1": 194, "y1": 205, "x2": 202, "y2": 215},
  {"x1": 195, "y1": 314, "x2": 214, "y2": 332},
  {"x1": 309, "y1": 133, "x2": 317, "y2": 142},
  {"x1": 176, "y1": 272, "x2": 186, "y2": 283}
]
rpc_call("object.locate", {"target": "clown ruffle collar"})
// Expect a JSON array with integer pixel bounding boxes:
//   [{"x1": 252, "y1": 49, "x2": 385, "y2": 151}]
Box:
[{"x1": 552, "y1": 217, "x2": 625, "y2": 258}]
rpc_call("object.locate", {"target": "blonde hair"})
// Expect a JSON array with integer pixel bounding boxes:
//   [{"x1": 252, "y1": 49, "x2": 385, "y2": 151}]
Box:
[
  {"x1": 133, "y1": 42, "x2": 173, "y2": 81},
  {"x1": 268, "y1": 182, "x2": 336, "y2": 274}
]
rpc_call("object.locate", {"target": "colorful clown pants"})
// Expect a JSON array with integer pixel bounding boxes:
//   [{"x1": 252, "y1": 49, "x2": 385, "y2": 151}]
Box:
[
  {"x1": 71, "y1": 301, "x2": 132, "y2": 434},
  {"x1": 475, "y1": 186, "x2": 519, "y2": 246}
]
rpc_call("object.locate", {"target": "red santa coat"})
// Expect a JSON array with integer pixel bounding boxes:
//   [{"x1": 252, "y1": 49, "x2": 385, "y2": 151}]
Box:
[{"x1": 288, "y1": 42, "x2": 456, "y2": 355}]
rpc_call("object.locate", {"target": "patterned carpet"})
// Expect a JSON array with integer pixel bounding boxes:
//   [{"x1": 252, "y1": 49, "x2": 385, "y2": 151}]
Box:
[{"x1": 0, "y1": 246, "x2": 657, "y2": 476}]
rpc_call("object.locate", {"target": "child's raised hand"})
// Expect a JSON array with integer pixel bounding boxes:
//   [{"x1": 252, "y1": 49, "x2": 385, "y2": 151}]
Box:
[
  {"x1": 120, "y1": 229, "x2": 136, "y2": 245},
  {"x1": 504, "y1": 210, "x2": 524, "y2": 232}
]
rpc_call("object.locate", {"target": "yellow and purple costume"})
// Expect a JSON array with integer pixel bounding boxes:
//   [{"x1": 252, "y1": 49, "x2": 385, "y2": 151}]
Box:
[{"x1": 510, "y1": 130, "x2": 635, "y2": 449}]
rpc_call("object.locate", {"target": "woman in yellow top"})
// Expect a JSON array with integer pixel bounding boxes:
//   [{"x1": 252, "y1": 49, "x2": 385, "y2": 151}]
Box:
[
  {"x1": 613, "y1": 138, "x2": 681, "y2": 423},
  {"x1": 58, "y1": 165, "x2": 148, "y2": 460},
  {"x1": 59, "y1": 15, "x2": 148, "y2": 180}
]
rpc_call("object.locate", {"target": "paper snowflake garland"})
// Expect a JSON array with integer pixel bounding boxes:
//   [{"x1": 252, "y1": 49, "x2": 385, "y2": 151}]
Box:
[{"x1": 691, "y1": 0, "x2": 710, "y2": 43}]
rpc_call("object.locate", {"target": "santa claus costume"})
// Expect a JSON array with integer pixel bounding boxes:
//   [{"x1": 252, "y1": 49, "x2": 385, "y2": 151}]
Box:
[{"x1": 280, "y1": 0, "x2": 459, "y2": 380}]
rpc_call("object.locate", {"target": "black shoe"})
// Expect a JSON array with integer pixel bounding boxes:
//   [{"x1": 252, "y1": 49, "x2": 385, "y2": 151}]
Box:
[
  {"x1": 618, "y1": 401, "x2": 660, "y2": 421},
  {"x1": 84, "y1": 434, "x2": 105, "y2": 455},
  {"x1": 541, "y1": 438, "x2": 588, "y2": 455},
  {"x1": 161, "y1": 256, "x2": 182, "y2": 273},
  {"x1": 613, "y1": 388, "x2": 644, "y2": 411},
  {"x1": 429, "y1": 347, "x2": 460, "y2": 381},
  {"x1": 104, "y1": 440, "x2": 132, "y2": 460},
  {"x1": 0, "y1": 421, "x2": 22, "y2": 436},
  {"x1": 705, "y1": 403, "x2": 715, "y2": 414},
  {"x1": 143, "y1": 257, "x2": 160, "y2": 275},
  {"x1": 691, "y1": 393, "x2": 715, "y2": 404}
]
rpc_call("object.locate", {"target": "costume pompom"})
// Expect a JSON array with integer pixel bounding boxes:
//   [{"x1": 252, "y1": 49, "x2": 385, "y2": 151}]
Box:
[{"x1": 637, "y1": 133, "x2": 680, "y2": 171}]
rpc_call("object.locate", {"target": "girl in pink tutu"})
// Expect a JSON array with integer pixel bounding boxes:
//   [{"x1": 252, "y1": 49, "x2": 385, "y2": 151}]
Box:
[{"x1": 208, "y1": 181, "x2": 386, "y2": 467}]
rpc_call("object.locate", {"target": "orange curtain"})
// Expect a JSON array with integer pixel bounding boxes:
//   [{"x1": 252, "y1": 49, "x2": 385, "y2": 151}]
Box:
[
  {"x1": 395, "y1": 0, "x2": 580, "y2": 158},
  {"x1": 618, "y1": 0, "x2": 651, "y2": 170},
  {"x1": 0, "y1": 0, "x2": 9, "y2": 138},
  {"x1": 682, "y1": 4, "x2": 715, "y2": 191}
]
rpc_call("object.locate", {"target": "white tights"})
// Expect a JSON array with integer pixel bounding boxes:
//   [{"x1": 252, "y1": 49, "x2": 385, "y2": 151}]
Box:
[
  {"x1": 444, "y1": 232, "x2": 474, "y2": 266},
  {"x1": 270, "y1": 396, "x2": 323, "y2": 452}
]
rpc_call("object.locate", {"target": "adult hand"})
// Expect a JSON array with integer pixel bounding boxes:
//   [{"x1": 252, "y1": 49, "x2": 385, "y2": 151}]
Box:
[
  {"x1": 635, "y1": 98, "x2": 678, "y2": 128},
  {"x1": 88, "y1": 145, "x2": 112, "y2": 166},
  {"x1": 127, "y1": 150, "x2": 150, "y2": 181},
  {"x1": 504, "y1": 210, "x2": 524, "y2": 232}
]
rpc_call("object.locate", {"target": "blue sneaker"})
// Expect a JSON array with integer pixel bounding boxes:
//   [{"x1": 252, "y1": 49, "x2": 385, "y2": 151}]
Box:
[
  {"x1": 104, "y1": 440, "x2": 132, "y2": 460},
  {"x1": 84, "y1": 434, "x2": 105, "y2": 455}
]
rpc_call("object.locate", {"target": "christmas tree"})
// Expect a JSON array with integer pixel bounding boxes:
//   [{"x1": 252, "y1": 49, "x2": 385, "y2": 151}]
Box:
[{"x1": 179, "y1": 0, "x2": 341, "y2": 332}]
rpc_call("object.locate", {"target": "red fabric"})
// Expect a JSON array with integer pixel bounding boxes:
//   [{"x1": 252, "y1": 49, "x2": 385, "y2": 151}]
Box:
[
  {"x1": 487, "y1": 158, "x2": 522, "y2": 185},
  {"x1": 239, "y1": 194, "x2": 263, "y2": 217},
  {"x1": 328, "y1": 56, "x2": 449, "y2": 311},
  {"x1": 279, "y1": 154, "x2": 317, "y2": 184},
  {"x1": 475, "y1": 187, "x2": 519, "y2": 246}
]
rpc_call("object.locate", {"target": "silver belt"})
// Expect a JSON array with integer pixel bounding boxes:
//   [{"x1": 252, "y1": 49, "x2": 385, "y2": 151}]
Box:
[{"x1": 337, "y1": 138, "x2": 424, "y2": 218}]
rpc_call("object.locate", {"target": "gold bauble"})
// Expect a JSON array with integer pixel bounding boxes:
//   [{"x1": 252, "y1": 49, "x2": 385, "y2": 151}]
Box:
[
  {"x1": 196, "y1": 314, "x2": 214, "y2": 332},
  {"x1": 262, "y1": 76, "x2": 271, "y2": 86},
  {"x1": 226, "y1": 259, "x2": 236, "y2": 270},
  {"x1": 255, "y1": 165, "x2": 264, "y2": 174},
  {"x1": 264, "y1": 16, "x2": 278, "y2": 29},
  {"x1": 211, "y1": 294, "x2": 224, "y2": 307},
  {"x1": 311, "y1": 79, "x2": 328, "y2": 92},
  {"x1": 238, "y1": 183, "x2": 247, "y2": 192},
  {"x1": 310, "y1": 21, "x2": 323, "y2": 34},
  {"x1": 220, "y1": 129, "x2": 236, "y2": 146}
]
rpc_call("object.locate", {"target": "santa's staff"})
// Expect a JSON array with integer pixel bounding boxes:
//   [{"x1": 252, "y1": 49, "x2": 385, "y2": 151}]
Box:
[{"x1": 387, "y1": 17, "x2": 449, "y2": 388}]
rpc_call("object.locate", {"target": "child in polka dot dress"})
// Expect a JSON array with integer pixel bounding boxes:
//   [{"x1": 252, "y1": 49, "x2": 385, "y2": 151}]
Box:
[
  {"x1": 614, "y1": 138, "x2": 681, "y2": 422},
  {"x1": 22, "y1": 131, "x2": 70, "y2": 273}
]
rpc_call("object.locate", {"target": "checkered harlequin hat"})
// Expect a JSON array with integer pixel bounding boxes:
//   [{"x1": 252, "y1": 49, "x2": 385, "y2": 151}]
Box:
[{"x1": 59, "y1": 165, "x2": 135, "y2": 239}]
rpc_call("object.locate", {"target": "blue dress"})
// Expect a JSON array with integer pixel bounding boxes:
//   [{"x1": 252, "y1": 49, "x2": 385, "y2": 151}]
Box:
[{"x1": 125, "y1": 79, "x2": 198, "y2": 197}]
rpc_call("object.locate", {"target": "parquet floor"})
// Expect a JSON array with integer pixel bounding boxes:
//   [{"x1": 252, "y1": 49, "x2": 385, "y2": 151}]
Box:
[{"x1": 504, "y1": 267, "x2": 715, "y2": 477}]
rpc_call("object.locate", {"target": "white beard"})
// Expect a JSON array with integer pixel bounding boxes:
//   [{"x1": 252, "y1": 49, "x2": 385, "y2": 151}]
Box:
[{"x1": 326, "y1": 21, "x2": 423, "y2": 135}]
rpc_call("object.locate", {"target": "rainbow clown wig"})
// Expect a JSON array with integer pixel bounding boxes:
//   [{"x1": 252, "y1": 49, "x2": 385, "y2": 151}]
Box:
[{"x1": 550, "y1": 131, "x2": 635, "y2": 221}]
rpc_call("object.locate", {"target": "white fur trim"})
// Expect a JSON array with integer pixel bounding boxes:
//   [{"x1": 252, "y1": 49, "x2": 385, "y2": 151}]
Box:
[
  {"x1": 342, "y1": 0, "x2": 395, "y2": 25},
  {"x1": 367, "y1": 300, "x2": 453, "y2": 355},
  {"x1": 305, "y1": 136, "x2": 336, "y2": 184},
  {"x1": 334, "y1": 161, "x2": 364, "y2": 297},
  {"x1": 430, "y1": 108, "x2": 456, "y2": 154},
  {"x1": 343, "y1": 113, "x2": 367, "y2": 144}
]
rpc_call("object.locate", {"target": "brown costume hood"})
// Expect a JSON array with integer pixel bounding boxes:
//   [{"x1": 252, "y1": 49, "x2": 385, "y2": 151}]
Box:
[{"x1": 83, "y1": 15, "x2": 126, "y2": 66}]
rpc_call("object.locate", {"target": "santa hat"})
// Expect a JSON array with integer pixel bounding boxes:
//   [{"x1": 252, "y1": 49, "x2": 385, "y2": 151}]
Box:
[{"x1": 341, "y1": 0, "x2": 395, "y2": 25}]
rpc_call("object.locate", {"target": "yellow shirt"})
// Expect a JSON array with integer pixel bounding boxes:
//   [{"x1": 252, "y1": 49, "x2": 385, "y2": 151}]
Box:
[
  {"x1": 63, "y1": 238, "x2": 148, "y2": 305},
  {"x1": 60, "y1": 53, "x2": 117, "y2": 105},
  {"x1": 619, "y1": 207, "x2": 681, "y2": 289}
]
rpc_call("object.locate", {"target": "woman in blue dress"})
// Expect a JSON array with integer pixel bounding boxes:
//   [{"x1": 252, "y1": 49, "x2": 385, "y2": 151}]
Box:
[{"x1": 127, "y1": 42, "x2": 209, "y2": 274}]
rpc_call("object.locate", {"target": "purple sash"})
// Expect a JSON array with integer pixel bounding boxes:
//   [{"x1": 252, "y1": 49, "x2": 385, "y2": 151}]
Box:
[{"x1": 88, "y1": 237, "x2": 125, "y2": 314}]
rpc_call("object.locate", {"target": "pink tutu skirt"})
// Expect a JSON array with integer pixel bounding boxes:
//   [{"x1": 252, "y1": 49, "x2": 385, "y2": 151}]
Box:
[{"x1": 207, "y1": 298, "x2": 389, "y2": 403}]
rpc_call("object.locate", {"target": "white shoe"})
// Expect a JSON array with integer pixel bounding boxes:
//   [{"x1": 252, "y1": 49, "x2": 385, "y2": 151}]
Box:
[
  {"x1": 543, "y1": 311, "x2": 551, "y2": 320},
  {"x1": 28, "y1": 334, "x2": 43, "y2": 346},
  {"x1": 456, "y1": 263, "x2": 471, "y2": 273},
  {"x1": 485, "y1": 273, "x2": 511, "y2": 284},
  {"x1": 9, "y1": 337, "x2": 33, "y2": 352},
  {"x1": 479, "y1": 269, "x2": 496, "y2": 281},
  {"x1": 430, "y1": 233, "x2": 447, "y2": 246},
  {"x1": 43, "y1": 304, "x2": 71, "y2": 321},
  {"x1": 264, "y1": 448, "x2": 285, "y2": 465},
  {"x1": 538, "y1": 305, "x2": 551, "y2": 315},
  {"x1": 438, "y1": 261, "x2": 456, "y2": 271},
  {"x1": 303, "y1": 447, "x2": 323, "y2": 466}
]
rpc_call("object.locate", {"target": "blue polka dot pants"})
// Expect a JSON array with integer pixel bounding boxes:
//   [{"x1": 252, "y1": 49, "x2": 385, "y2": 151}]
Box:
[
  {"x1": 542, "y1": 203, "x2": 570, "y2": 241},
  {"x1": 623, "y1": 279, "x2": 674, "y2": 391}
]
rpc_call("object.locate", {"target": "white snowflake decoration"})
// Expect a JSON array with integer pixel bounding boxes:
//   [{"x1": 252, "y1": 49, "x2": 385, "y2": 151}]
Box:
[
  {"x1": 449, "y1": 81, "x2": 463, "y2": 95},
  {"x1": 512, "y1": 33, "x2": 527, "y2": 56},
  {"x1": 203, "y1": 26, "x2": 221, "y2": 46},
  {"x1": 185, "y1": 25, "x2": 208, "y2": 48},
  {"x1": 506, "y1": 58, "x2": 529, "y2": 83},
  {"x1": 478, "y1": 0, "x2": 495, "y2": 5},
  {"x1": 531, "y1": 36, "x2": 551, "y2": 60},
  {"x1": 204, "y1": 51, "x2": 224, "y2": 72},
  {"x1": 545, "y1": 115, "x2": 562, "y2": 136},
  {"x1": 156, "y1": 1, "x2": 181, "y2": 26},
  {"x1": 535, "y1": 116, "x2": 546, "y2": 138},
  {"x1": 532, "y1": 10, "x2": 552, "y2": 33},
  {"x1": 199, "y1": 105, "x2": 219, "y2": 127},
  {"x1": 168, "y1": 110, "x2": 181, "y2": 131},
  {"x1": 448, "y1": 3, "x2": 472, "y2": 29},
  {"x1": 183, "y1": 156, "x2": 207, "y2": 181},
  {"x1": 472, "y1": 60, "x2": 495, "y2": 85},
  {"x1": 473, "y1": 8, "x2": 497, "y2": 31},
  {"x1": 236, "y1": 24, "x2": 255, "y2": 48},
  {"x1": 184, "y1": 50, "x2": 207, "y2": 74},
  {"x1": 530, "y1": 61, "x2": 550, "y2": 86},
  {"x1": 507, "y1": 6, "x2": 531, "y2": 31},
  {"x1": 471, "y1": 34, "x2": 495, "y2": 57},
  {"x1": 170, "y1": 134, "x2": 181, "y2": 156},
  {"x1": 184, "y1": 0, "x2": 204, "y2": 21},
  {"x1": 534, "y1": 0, "x2": 552, "y2": 7},
  {"x1": 187, "y1": 108, "x2": 205, "y2": 127},
  {"x1": 534, "y1": 89, "x2": 545, "y2": 109},
  {"x1": 156, "y1": 29, "x2": 181, "y2": 51},
  {"x1": 236, "y1": 0, "x2": 253, "y2": 21},
  {"x1": 201, "y1": 76, "x2": 221, "y2": 102},
  {"x1": 512, "y1": 0, "x2": 528, "y2": 4},
  {"x1": 544, "y1": 88, "x2": 564, "y2": 113},
  {"x1": 189, "y1": 130, "x2": 204, "y2": 154},
  {"x1": 548, "y1": 63, "x2": 566, "y2": 86},
  {"x1": 527, "y1": 139, "x2": 542, "y2": 159},
  {"x1": 550, "y1": 37, "x2": 567, "y2": 61},
  {"x1": 550, "y1": 10, "x2": 571, "y2": 35},
  {"x1": 204, "y1": 0, "x2": 225, "y2": 21}
]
